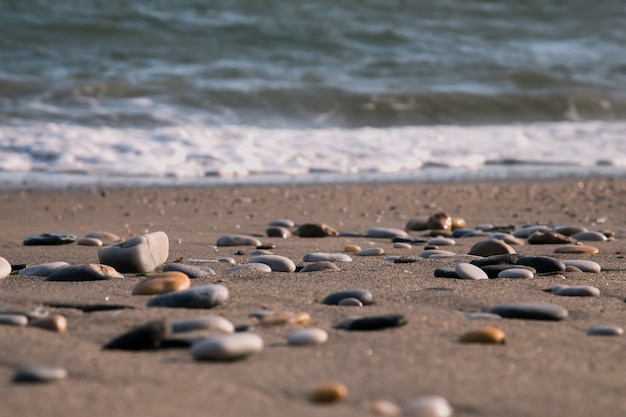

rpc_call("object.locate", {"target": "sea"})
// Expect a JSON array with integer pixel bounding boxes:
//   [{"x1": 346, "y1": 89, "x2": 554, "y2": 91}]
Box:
[{"x1": 1, "y1": 0, "x2": 626, "y2": 189}]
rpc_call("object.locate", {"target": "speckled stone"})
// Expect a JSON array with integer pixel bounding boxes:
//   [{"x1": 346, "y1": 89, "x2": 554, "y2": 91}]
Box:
[
  {"x1": 171, "y1": 316, "x2": 235, "y2": 334},
  {"x1": 587, "y1": 325, "x2": 623, "y2": 336},
  {"x1": 356, "y1": 247, "x2": 385, "y2": 256},
  {"x1": 18, "y1": 262, "x2": 70, "y2": 277},
  {"x1": 555, "y1": 285, "x2": 600, "y2": 297},
  {"x1": 248, "y1": 255, "x2": 296, "y2": 272},
  {"x1": 562, "y1": 259, "x2": 601, "y2": 273},
  {"x1": 23, "y1": 232, "x2": 76, "y2": 246},
  {"x1": 0, "y1": 256, "x2": 12, "y2": 279},
  {"x1": 266, "y1": 226, "x2": 291, "y2": 238},
  {"x1": 490, "y1": 303, "x2": 568, "y2": 321},
  {"x1": 295, "y1": 223, "x2": 339, "y2": 237},
  {"x1": 455, "y1": 263, "x2": 488, "y2": 280},
  {"x1": 29, "y1": 314, "x2": 68, "y2": 332},
  {"x1": 497, "y1": 268, "x2": 535, "y2": 279},
  {"x1": 468, "y1": 240, "x2": 516, "y2": 257},
  {"x1": 337, "y1": 314, "x2": 407, "y2": 331},
  {"x1": 216, "y1": 234, "x2": 262, "y2": 247},
  {"x1": 98, "y1": 231, "x2": 169, "y2": 273},
  {"x1": 45, "y1": 264, "x2": 123, "y2": 281},
  {"x1": 303, "y1": 253, "x2": 353, "y2": 262},
  {"x1": 515, "y1": 256, "x2": 566, "y2": 273},
  {"x1": 402, "y1": 395, "x2": 453, "y2": 417},
  {"x1": 365, "y1": 227, "x2": 409, "y2": 239},
  {"x1": 163, "y1": 263, "x2": 215, "y2": 278},
  {"x1": 224, "y1": 263, "x2": 272, "y2": 273},
  {"x1": 287, "y1": 328, "x2": 328, "y2": 346},
  {"x1": 322, "y1": 289, "x2": 373, "y2": 305},
  {"x1": 460, "y1": 326, "x2": 506, "y2": 344},
  {"x1": 299, "y1": 261, "x2": 340, "y2": 272},
  {"x1": 0, "y1": 313, "x2": 28, "y2": 326},
  {"x1": 12, "y1": 366, "x2": 68, "y2": 383},
  {"x1": 147, "y1": 284, "x2": 228, "y2": 309},
  {"x1": 132, "y1": 272, "x2": 191, "y2": 295},
  {"x1": 190, "y1": 333, "x2": 264, "y2": 361},
  {"x1": 570, "y1": 231, "x2": 608, "y2": 242},
  {"x1": 310, "y1": 382, "x2": 348, "y2": 403}
]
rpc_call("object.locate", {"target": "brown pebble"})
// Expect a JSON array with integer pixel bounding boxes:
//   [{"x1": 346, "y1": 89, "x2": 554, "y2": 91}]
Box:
[
  {"x1": 405, "y1": 216, "x2": 429, "y2": 231},
  {"x1": 459, "y1": 326, "x2": 506, "y2": 344},
  {"x1": 451, "y1": 217, "x2": 466, "y2": 230},
  {"x1": 29, "y1": 314, "x2": 68, "y2": 333},
  {"x1": 527, "y1": 231, "x2": 577, "y2": 245},
  {"x1": 424, "y1": 245, "x2": 438, "y2": 250},
  {"x1": 296, "y1": 223, "x2": 339, "y2": 238},
  {"x1": 565, "y1": 265, "x2": 582, "y2": 273},
  {"x1": 310, "y1": 382, "x2": 348, "y2": 403},
  {"x1": 344, "y1": 244, "x2": 361, "y2": 252},
  {"x1": 468, "y1": 240, "x2": 516, "y2": 257},
  {"x1": 428, "y1": 229, "x2": 452, "y2": 237},
  {"x1": 259, "y1": 312, "x2": 310, "y2": 326},
  {"x1": 427, "y1": 212, "x2": 452, "y2": 230},
  {"x1": 553, "y1": 245, "x2": 599, "y2": 254},
  {"x1": 131, "y1": 271, "x2": 191, "y2": 295}
]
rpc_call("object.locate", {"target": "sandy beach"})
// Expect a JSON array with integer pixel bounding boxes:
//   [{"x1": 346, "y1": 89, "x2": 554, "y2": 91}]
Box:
[{"x1": 1, "y1": 177, "x2": 626, "y2": 417}]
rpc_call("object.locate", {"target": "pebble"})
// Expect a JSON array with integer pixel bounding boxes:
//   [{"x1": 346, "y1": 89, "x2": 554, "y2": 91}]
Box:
[
  {"x1": 217, "y1": 257, "x2": 236, "y2": 264},
  {"x1": 0, "y1": 313, "x2": 28, "y2": 326},
  {"x1": 337, "y1": 314, "x2": 407, "y2": 331},
  {"x1": 468, "y1": 240, "x2": 516, "y2": 257},
  {"x1": 490, "y1": 303, "x2": 568, "y2": 321},
  {"x1": 371, "y1": 399, "x2": 401, "y2": 416},
  {"x1": 427, "y1": 212, "x2": 452, "y2": 230},
  {"x1": 338, "y1": 297, "x2": 364, "y2": 306},
  {"x1": 224, "y1": 263, "x2": 272, "y2": 273},
  {"x1": 555, "y1": 285, "x2": 600, "y2": 297},
  {"x1": 513, "y1": 225, "x2": 552, "y2": 238},
  {"x1": 257, "y1": 244, "x2": 276, "y2": 250},
  {"x1": 402, "y1": 395, "x2": 453, "y2": 417},
  {"x1": 287, "y1": 328, "x2": 328, "y2": 346},
  {"x1": 489, "y1": 233, "x2": 525, "y2": 245},
  {"x1": 565, "y1": 265, "x2": 582, "y2": 273},
  {"x1": 459, "y1": 326, "x2": 506, "y2": 344},
  {"x1": 497, "y1": 268, "x2": 535, "y2": 279},
  {"x1": 132, "y1": 272, "x2": 191, "y2": 295},
  {"x1": 365, "y1": 227, "x2": 409, "y2": 239},
  {"x1": 554, "y1": 225, "x2": 587, "y2": 236},
  {"x1": 216, "y1": 234, "x2": 262, "y2": 247},
  {"x1": 356, "y1": 247, "x2": 385, "y2": 256},
  {"x1": 427, "y1": 237, "x2": 455, "y2": 246},
  {"x1": 515, "y1": 256, "x2": 565, "y2": 273},
  {"x1": 295, "y1": 223, "x2": 339, "y2": 237},
  {"x1": 465, "y1": 312, "x2": 502, "y2": 320},
  {"x1": 553, "y1": 245, "x2": 599, "y2": 254},
  {"x1": 419, "y1": 250, "x2": 456, "y2": 258},
  {"x1": 451, "y1": 217, "x2": 467, "y2": 230},
  {"x1": 479, "y1": 264, "x2": 536, "y2": 278},
  {"x1": 299, "y1": 261, "x2": 340, "y2": 272},
  {"x1": 45, "y1": 264, "x2": 124, "y2": 281},
  {"x1": 322, "y1": 289, "x2": 374, "y2": 305},
  {"x1": 77, "y1": 237, "x2": 103, "y2": 246},
  {"x1": 266, "y1": 226, "x2": 291, "y2": 238},
  {"x1": 29, "y1": 314, "x2": 68, "y2": 332},
  {"x1": 433, "y1": 268, "x2": 459, "y2": 279},
  {"x1": 428, "y1": 229, "x2": 452, "y2": 237},
  {"x1": 163, "y1": 263, "x2": 215, "y2": 278},
  {"x1": 249, "y1": 255, "x2": 296, "y2": 272},
  {"x1": 455, "y1": 263, "x2": 488, "y2": 280},
  {"x1": 587, "y1": 325, "x2": 624, "y2": 336},
  {"x1": 82, "y1": 231, "x2": 122, "y2": 245},
  {"x1": 0, "y1": 256, "x2": 12, "y2": 279},
  {"x1": 23, "y1": 232, "x2": 76, "y2": 246},
  {"x1": 453, "y1": 229, "x2": 486, "y2": 238},
  {"x1": 303, "y1": 252, "x2": 353, "y2": 262},
  {"x1": 392, "y1": 257, "x2": 418, "y2": 263},
  {"x1": 527, "y1": 231, "x2": 577, "y2": 245},
  {"x1": 548, "y1": 283, "x2": 571, "y2": 293},
  {"x1": 104, "y1": 320, "x2": 170, "y2": 350},
  {"x1": 98, "y1": 231, "x2": 169, "y2": 273},
  {"x1": 250, "y1": 249, "x2": 274, "y2": 255},
  {"x1": 171, "y1": 316, "x2": 235, "y2": 334},
  {"x1": 570, "y1": 231, "x2": 608, "y2": 242},
  {"x1": 393, "y1": 242, "x2": 412, "y2": 250},
  {"x1": 310, "y1": 382, "x2": 348, "y2": 403},
  {"x1": 470, "y1": 254, "x2": 521, "y2": 267},
  {"x1": 147, "y1": 284, "x2": 229, "y2": 309},
  {"x1": 268, "y1": 218, "x2": 295, "y2": 228},
  {"x1": 562, "y1": 259, "x2": 601, "y2": 273},
  {"x1": 18, "y1": 262, "x2": 70, "y2": 277},
  {"x1": 12, "y1": 366, "x2": 68, "y2": 383},
  {"x1": 190, "y1": 333, "x2": 264, "y2": 361},
  {"x1": 344, "y1": 244, "x2": 361, "y2": 252},
  {"x1": 259, "y1": 312, "x2": 310, "y2": 326},
  {"x1": 405, "y1": 216, "x2": 429, "y2": 231}
]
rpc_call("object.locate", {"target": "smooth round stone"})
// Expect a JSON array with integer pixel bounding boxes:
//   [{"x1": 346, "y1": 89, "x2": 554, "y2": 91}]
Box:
[
  {"x1": 303, "y1": 252, "x2": 353, "y2": 262},
  {"x1": 98, "y1": 231, "x2": 169, "y2": 273},
  {"x1": 393, "y1": 242, "x2": 414, "y2": 252},
  {"x1": 489, "y1": 233, "x2": 525, "y2": 245},
  {"x1": 77, "y1": 237, "x2": 103, "y2": 246},
  {"x1": 455, "y1": 263, "x2": 488, "y2": 280},
  {"x1": 287, "y1": 328, "x2": 328, "y2": 346},
  {"x1": 132, "y1": 272, "x2": 191, "y2": 295},
  {"x1": 402, "y1": 395, "x2": 453, "y2": 417},
  {"x1": 433, "y1": 268, "x2": 459, "y2": 279},
  {"x1": 465, "y1": 312, "x2": 502, "y2": 320},
  {"x1": 405, "y1": 216, "x2": 429, "y2": 231},
  {"x1": 250, "y1": 249, "x2": 273, "y2": 255},
  {"x1": 562, "y1": 259, "x2": 601, "y2": 273},
  {"x1": 0, "y1": 313, "x2": 28, "y2": 326},
  {"x1": 322, "y1": 289, "x2": 373, "y2": 305},
  {"x1": 451, "y1": 217, "x2": 466, "y2": 230},
  {"x1": 356, "y1": 247, "x2": 385, "y2": 256},
  {"x1": 554, "y1": 245, "x2": 599, "y2": 254},
  {"x1": 299, "y1": 261, "x2": 340, "y2": 273},
  {"x1": 83, "y1": 231, "x2": 121, "y2": 245},
  {"x1": 527, "y1": 231, "x2": 577, "y2": 245},
  {"x1": 0, "y1": 256, "x2": 11, "y2": 279},
  {"x1": 419, "y1": 250, "x2": 456, "y2": 258},
  {"x1": 216, "y1": 234, "x2": 262, "y2": 247},
  {"x1": 365, "y1": 227, "x2": 409, "y2": 239},
  {"x1": 217, "y1": 257, "x2": 236, "y2": 264},
  {"x1": 224, "y1": 263, "x2": 272, "y2": 273},
  {"x1": 513, "y1": 225, "x2": 552, "y2": 238},
  {"x1": 45, "y1": 264, "x2": 123, "y2": 281},
  {"x1": 490, "y1": 303, "x2": 568, "y2": 321},
  {"x1": 554, "y1": 225, "x2": 587, "y2": 236},
  {"x1": 338, "y1": 297, "x2": 363, "y2": 306},
  {"x1": 587, "y1": 325, "x2": 624, "y2": 336},
  {"x1": 163, "y1": 263, "x2": 215, "y2": 278},
  {"x1": 190, "y1": 333, "x2": 264, "y2": 361},
  {"x1": 344, "y1": 244, "x2": 361, "y2": 252},
  {"x1": 266, "y1": 226, "x2": 291, "y2": 238},
  {"x1": 171, "y1": 316, "x2": 235, "y2": 334},
  {"x1": 497, "y1": 268, "x2": 534, "y2": 279},
  {"x1": 268, "y1": 218, "x2": 295, "y2": 228},
  {"x1": 248, "y1": 255, "x2": 296, "y2": 272},
  {"x1": 371, "y1": 399, "x2": 401, "y2": 416},
  {"x1": 104, "y1": 320, "x2": 170, "y2": 350},
  {"x1": 310, "y1": 382, "x2": 348, "y2": 403},
  {"x1": 427, "y1": 212, "x2": 452, "y2": 230},
  {"x1": 555, "y1": 285, "x2": 600, "y2": 297},
  {"x1": 427, "y1": 237, "x2": 455, "y2": 246},
  {"x1": 23, "y1": 232, "x2": 76, "y2": 246},
  {"x1": 29, "y1": 314, "x2": 68, "y2": 332},
  {"x1": 295, "y1": 223, "x2": 339, "y2": 238},
  {"x1": 570, "y1": 231, "x2": 608, "y2": 242},
  {"x1": 18, "y1": 262, "x2": 70, "y2": 277},
  {"x1": 468, "y1": 240, "x2": 516, "y2": 257},
  {"x1": 516, "y1": 256, "x2": 566, "y2": 273},
  {"x1": 147, "y1": 284, "x2": 228, "y2": 309},
  {"x1": 13, "y1": 366, "x2": 68, "y2": 383},
  {"x1": 337, "y1": 314, "x2": 407, "y2": 331},
  {"x1": 480, "y1": 264, "x2": 536, "y2": 278},
  {"x1": 460, "y1": 326, "x2": 506, "y2": 344}
]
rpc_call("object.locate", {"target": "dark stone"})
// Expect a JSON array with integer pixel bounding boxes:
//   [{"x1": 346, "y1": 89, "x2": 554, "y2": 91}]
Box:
[
  {"x1": 470, "y1": 254, "x2": 522, "y2": 267},
  {"x1": 322, "y1": 289, "x2": 373, "y2": 305},
  {"x1": 489, "y1": 303, "x2": 568, "y2": 321},
  {"x1": 393, "y1": 257, "x2": 419, "y2": 264},
  {"x1": 103, "y1": 320, "x2": 169, "y2": 350},
  {"x1": 23, "y1": 233, "x2": 76, "y2": 246},
  {"x1": 433, "y1": 268, "x2": 459, "y2": 278},
  {"x1": 391, "y1": 236, "x2": 428, "y2": 244},
  {"x1": 515, "y1": 256, "x2": 566, "y2": 273},
  {"x1": 295, "y1": 223, "x2": 338, "y2": 238},
  {"x1": 339, "y1": 314, "x2": 408, "y2": 331}
]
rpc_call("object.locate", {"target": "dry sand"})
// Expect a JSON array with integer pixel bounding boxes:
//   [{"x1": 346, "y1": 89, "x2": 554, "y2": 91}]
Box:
[{"x1": 1, "y1": 177, "x2": 626, "y2": 417}]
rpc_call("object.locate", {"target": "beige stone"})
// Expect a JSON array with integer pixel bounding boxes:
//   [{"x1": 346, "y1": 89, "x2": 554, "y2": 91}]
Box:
[
  {"x1": 132, "y1": 271, "x2": 190, "y2": 295},
  {"x1": 427, "y1": 212, "x2": 452, "y2": 230},
  {"x1": 29, "y1": 314, "x2": 68, "y2": 333},
  {"x1": 554, "y1": 245, "x2": 599, "y2": 254},
  {"x1": 310, "y1": 382, "x2": 348, "y2": 403},
  {"x1": 259, "y1": 312, "x2": 310, "y2": 326},
  {"x1": 344, "y1": 244, "x2": 361, "y2": 252},
  {"x1": 460, "y1": 326, "x2": 505, "y2": 344}
]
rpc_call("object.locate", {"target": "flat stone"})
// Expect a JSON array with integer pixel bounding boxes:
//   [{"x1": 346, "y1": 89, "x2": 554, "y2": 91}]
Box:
[
  {"x1": 392, "y1": 236, "x2": 429, "y2": 244},
  {"x1": 459, "y1": 326, "x2": 506, "y2": 344},
  {"x1": 338, "y1": 231, "x2": 364, "y2": 237},
  {"x1": 554, "y1": 225, "x2": 588, "y2": 236},
  {"x1": 433, "y1": 268, "x2": 459, "y2": 278},
  {"x1": 356, "y1": 248, "x2": 385, "y2": 256},
  {"x1": 587, "y1": 325, "x2": 624, "y2": 336},
  {"x1": 480, "y1": 264, "x2": 536, "y2": 278},
  {"x1": 310, "y1": 382, "x2": 348, "y2": 403},
  {"x1": 163, "y1": 263, "x2": 215, "y2": 278},
  {"x1": 553, "y1": 245, "x2": 599, "y2": 254},
  {"x1": 258, "y1": 312, "x2": 310, "y2": 326},
  {"x1": 344, "y1": 245, "x2": 361, "y2": 252},
  {"x1": 402, "y1": 395, "x2": 453, "y2": 417},
  {"x1": 295, "y1": 223, "x2": 338, "y2": 237},
  {"x1": 268, "y1": 218, "x2": 295, "y2": 228},
  {"x1": 555, "y1": 285, "x2": 600, "y2": 297},
  {"x1": 427, "y1": 237, "x2": 456, "y2": 246},
  {"x1": 570, "y1": 231, "x2": 608, "y2": 242},
  {"x1": 393, "y1": 242, "x2": 412, "y2": 249},
  {"x1": 147, "y1": 284, "x2": 228, "y2": 309},
  {"x1": 266, "y1": 226, "x2": 291, "y2": 238},
  {"x1": 562, "y1": 259, "x2": 601, "y2": 273},
  {"x1": 83, "y1": 231, "x2": 122, "y2": 245},
  {"x1": 287, "y1": 328, "x2": 329, "y2": 346},
  {"x1": 490, "y1": 303, "x2": 568, "y2": 321},
  {"x1": 0, "y1": 256, "x2": 11, "y2": 279},
  {"x1": 98, "y1": 231, "x2": 169, "y2": 273},
  {"x1": 427, "y1": 212, "x2": 452, "y2": 230},
  {"x1": 45, "y1": 264, "x2": 123, "y2": 281},
  {"x1": 497, "y1": 268, "x2": 535, "y2": 279},
  {"x1": 299, "y1": 261, "x2": 340, "y2": 273},
  {"x1": 18, "y1": 262, "x2": 70, "y2": 277},
  {"x1": 468, "y1": 240, "x2": 516, "y2": 257},
  {"x1": 29, "y1": 314, "x2": 68, "y2": 332},
  {"x1": 13, "y1": 366, "x2": 68, "y2": 383},
  {"x1": 405, "y1": 216, "x2": 429, "y2": 231},
  {"x1": 513, "y1": 225, "x2": 552, "y2": 238},
  {"x1": 392, "y1": 257, "x2": 418, "y2": 263},
  {"x1": 322, "y1": 289, "x2": 373, "y2": 305},
  {"x1": 455, "y1": 263, "x2": 488, "y2": 280},
  {"x1": 419, "y1": 250, "x2": 456, "y2": 258},
  {"x1": 250, "y1": 249, "x2": 273, "y2": 255},
  {"x1": 218, "y1": 257, "x2": 236, "y2": 264},
  {"x1": 248, "y1": 255, "x2": 296, "y2": 272},
  {"x1": 190, "y1": 333, "x2": 264, "y2": 361},
  {"x1": 171, "y1": 316, "x2": 235, "y2": 334},
  {"x1": 104, "y1": 320, "x2": 170, "y2": 350},
  {"x1": 132, "y1": 272, "x2": 191, "y2": 295},
  {"x1": 489, "y1": 233, "x2": 526, "y2": 245},
  {"x1": 23, "y1": 233, "x2": 76, "y2": 246},
  {"x1": 77, "y1": 237, "x2": 103, "y2": 246},
  {"x1": 224, "y1": 263, "x2": 272, "y2": 273},
  {"x1": 0, "y1": 313, "x2": 28, "y2": 326},
  {"x1": 465, "y1": 312, "x2": 502, "y2": 320},
  {"x1": 216, "y1": 234, "x2": 262, "y2": 247},
  {"x1": 516, "y1": 256, "x2": 566, "y2": 273},
  {"x1": 338, "y1": 297, "x2": 364, "y2": 306},
  {"x1": 365, "y1": 227, "x2": 409, "y2": 239},
  {"x1": 470, "y1": 254, "x2": 521, "y2": 267},
  {"x1": 337, "y1": 314, "x2": 407, "y2": 331},
  {"x1": 453, "y1": 229, "x2": 486, "y2": 238},
  {"x1": 527, "y1": 231, "x2": 577, "y2": 245},
  {"x1": 303, "y1": 252, "x2": 353, "y2": 262}
]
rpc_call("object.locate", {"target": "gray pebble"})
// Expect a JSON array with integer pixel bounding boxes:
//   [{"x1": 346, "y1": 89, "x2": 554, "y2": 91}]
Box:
[
  {"x1": 562, "y1": 259, "x2": 601, "y2": 273},
  {"x1": 427, "y1": 237, "x2": 456, "y2": 246},
  {"x1": 23, "y1": 233, "x2": 76, "y2": 246},
  {"x1": 497, "y1": 268, "x2": 534, "y2": 279},
  {"x1": 516, "y1": 256, "x2": 565, "y2": 273},
  {"x1": 490, "y1": 303, "x2": 568, "y2": 321},
  {"x1": 13, "y1": 366, "x2": 68, "y2": 383},
  {"x1": 365, "y1": 227, "x2": 409, "y2": 239},
  {"x1": 402, "y1": 395, "x2": 453, "y2": 417},
  {"x1": 248, "y1": 255, "x2": 296, "y2": 272},
  {"x1": 513, "y1": 225, "x2": 551, "y2": 238},
  {"x1": 225, "y1": 263, "x2": 272, "y2": 273},
  {"x1": 171, "y1": 316, "x2": 234, "y2": 334},
  {"x1": 268, "y1": 218, "x2": 295, "y2": 228},
  {"x1": 570, "y1": 231, "x2": 608, "y2": 241},
  {"x1": 216, "y1": 234, "x2": 262, "y2": 247},
  {"x1": 555, "y1": 285, "x2": 600, "y2": 297},
  {"x1": 303, "y1": 252, "x2": 352, "y2": 262},
  {"x1": 587, "y1": 325, "x2": 624, "y2": 336},
  {"x1": 266, "y1": 226, "x2": 291, "y2": 238},
  {"x1": 287, "y1": 328, "x2": 328, "y2": 346},
  {"x1": 147, "y1": 284, "x2": 228, "y2": 309},
  {"x1": 455, "y1": 263, "x2": 488, "y2": 280},
  {"x1": 322, "y1": 289, "x2": 373, "y2": 305},
  {"x1": 217, "y1": 257, "x2": 236, "y2": 264},
  {"x1": 190, "y1": 333, "x2": 264, "y2": 361},
  {"x1": 356, "y1": 248, "x2": 385, "y2": 256},
  {"x1": 163, "y1": 263, "x2": 215, "y2": 278},
  {"x1": 18, "y1": 262, "x2": 70, "y2": 277},
  {"x1": 45, "y1": 264, "x2": 123, "y2": 281}
]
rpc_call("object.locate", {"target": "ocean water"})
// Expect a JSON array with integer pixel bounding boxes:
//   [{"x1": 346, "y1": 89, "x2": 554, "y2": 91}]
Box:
[{"x1": 1, "y1": 1, "x2": 626, "y2": 186}]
